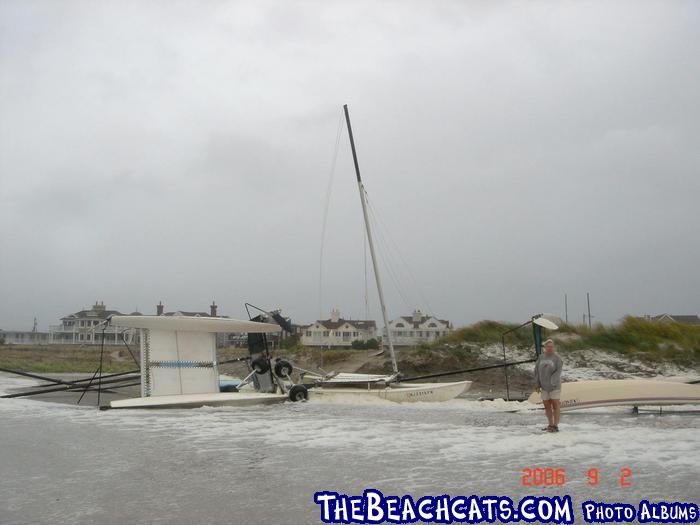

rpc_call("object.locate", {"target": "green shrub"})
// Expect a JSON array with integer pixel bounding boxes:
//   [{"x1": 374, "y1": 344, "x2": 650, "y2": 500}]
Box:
[
  {"x1": 280, "y1": 334, "x2": 299, "y2": 349},
  {"x1": 350, "y1": 338, "x2": 380, "y2": 350}
]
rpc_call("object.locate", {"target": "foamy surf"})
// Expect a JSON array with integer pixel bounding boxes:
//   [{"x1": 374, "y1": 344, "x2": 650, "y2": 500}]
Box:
[{"x1": 1, "y1": 371, "x2": 699, "y2": 525}]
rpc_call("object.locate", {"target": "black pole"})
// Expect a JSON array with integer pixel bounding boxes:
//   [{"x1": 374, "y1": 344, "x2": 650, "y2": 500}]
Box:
[
  {"x1": 587, "y1": 292, "x2": 592, "y2": 329},
  {"x1": 120, "y1": 331, "x2": 140, "y2": 368},
  {"x1": 70, "y1": 370, "x2": 139, "y2": 384},
  {"x1": 564, "y1": 294, "x2": 568, "y2": 324},
  {"x1": 501, "y1": 334, "x2": 511, "y2": 401},
  {"x1": 77, "y1": 364, "x2": 103, "y2": 405},
  {"x1": 97, "y1": 327, "x2": 106, "y2": 407},
  {"x1": 343, "y1": 105, "x2": 362, "y2": 183},
  {"x1": 497, "y1": 317, "x2": 540, "y2": 398},
  {"x1": 4, "y1": 385, "x2": 107, "y2": 399},
  {"x1": 400, "y1": 359, "x2": 536, "y2": 382},
  {"x1": 245, "y1": 306, "x2": 276, "y2": 392},
  {"x1": 2, "y1": 375, "x2": 139, "y2": 399},
  {"x1": 0, "y1": 367, "x2": 77, "y2": 386},
  {"x1": 0, "y1": 367, "x2": 138, "y2": 401},
  {"x1": 218, "y1": 357, "x2": 251, "y2": 365},
  {"x1": 95, "y1": 381, "x2": 140, "y2": 391},
  {"x1": 501, "y1": 318, "x2": 534, "y2": 336},
  {"x1": 533, "y1": 323, "x2": 544, "y2": 357}
]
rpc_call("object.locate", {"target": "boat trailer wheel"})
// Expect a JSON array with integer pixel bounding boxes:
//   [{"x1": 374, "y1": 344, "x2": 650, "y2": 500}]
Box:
[
  {"x1": 251, "y1": 357, "x2": 270, "y2": 374},
  {"x1": 274, "y1": 359, "x2": 293, "y2": 378},
  {"x1": 288, "y1": 384, "x2": 308, "y2": 402}
]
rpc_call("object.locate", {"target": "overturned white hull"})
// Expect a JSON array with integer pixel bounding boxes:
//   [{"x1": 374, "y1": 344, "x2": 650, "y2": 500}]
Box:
[
  {"x1": 110, "y1": 392, "x2": 287, "y2": 409},
  {"x1": 310, "y1": 380, "x2": 471, "y2": 403},
  {"x1": 528, "y1": 379, "x2": 700, "y2": 411}
]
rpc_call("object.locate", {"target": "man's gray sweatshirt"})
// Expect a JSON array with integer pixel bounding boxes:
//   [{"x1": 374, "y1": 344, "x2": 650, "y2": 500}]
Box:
[{"x1": 534, "y1": 352, "x2": 563, "y2": 392}]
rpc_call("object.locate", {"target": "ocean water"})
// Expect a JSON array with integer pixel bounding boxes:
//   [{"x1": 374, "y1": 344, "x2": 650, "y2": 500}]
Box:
[{"x1": 0, "y1": 374, "x2": 698, "y2": 524}]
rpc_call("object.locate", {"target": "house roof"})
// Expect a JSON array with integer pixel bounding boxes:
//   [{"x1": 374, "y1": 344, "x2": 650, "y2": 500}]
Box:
[
  {"x1": 162, "y1": 311, "x2": 212, "y2": 317},
  {"x1": 651, "y1": 314, "x2": 700, "y2": 325},
  {"x1": 314, "y1": 319, "x2": 377, "y2": 330},
  {"x1": 62, "y1": 306, "x2": 218, "y2": 321},
  {"x1": 397, "y1": 315, "x2": 452, "y2": 329},
  {"x1": 62, "y1": 308, "x2": 125, "y2": 320},
  {"x1": 111, "y1": 315, "x2": 280, "y2": 333}
]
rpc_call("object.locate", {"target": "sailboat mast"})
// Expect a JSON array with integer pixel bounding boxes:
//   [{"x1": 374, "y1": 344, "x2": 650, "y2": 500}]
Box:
[{"x1": 343, "y1": 104, "x2": 399, "y2": 375}]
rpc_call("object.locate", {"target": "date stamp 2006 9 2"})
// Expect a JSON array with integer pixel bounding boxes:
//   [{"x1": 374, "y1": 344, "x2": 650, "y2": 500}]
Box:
[{"x1": 520, "y1": 467, "x2": 632, "y2": 487}]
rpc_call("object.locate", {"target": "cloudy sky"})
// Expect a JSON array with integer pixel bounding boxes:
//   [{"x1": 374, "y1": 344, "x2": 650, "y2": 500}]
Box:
[{"x1": 1, "y1": 1, "x2": 698, "y2": 330}]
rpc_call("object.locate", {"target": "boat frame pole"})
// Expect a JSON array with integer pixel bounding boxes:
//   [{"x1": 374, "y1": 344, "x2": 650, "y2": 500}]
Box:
[{"x1": 343, "y1": 104, "x2": 399, "y2": 376}]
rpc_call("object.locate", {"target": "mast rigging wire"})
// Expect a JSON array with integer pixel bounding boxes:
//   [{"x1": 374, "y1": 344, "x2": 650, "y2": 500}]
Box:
[
  {"x1": 363, "y1": 215, "x2": 370, "y2": 320},
  {"x1": 364, "y1": 192, "x2": 437, "y2": 317},
  {"x1": 366, "y1": 201, "x2": 412, "y2": 311},
  {"x1": 364, "y1": 192, "x2": 416, "y2": 311},
  {"x1": 318, "y1": 110, "x2": 344, "y2": 319}
]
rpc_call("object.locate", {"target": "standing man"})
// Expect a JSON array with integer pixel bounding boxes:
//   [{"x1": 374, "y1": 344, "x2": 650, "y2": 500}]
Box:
[{"x1": 534, "y1": 339, "x2": 563, "y2": 432}]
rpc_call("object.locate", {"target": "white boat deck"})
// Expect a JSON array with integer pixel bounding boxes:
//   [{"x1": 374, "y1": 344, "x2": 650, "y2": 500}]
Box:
[{"x1": 110, "y1": 392, "x2": 288, "y2": 409}]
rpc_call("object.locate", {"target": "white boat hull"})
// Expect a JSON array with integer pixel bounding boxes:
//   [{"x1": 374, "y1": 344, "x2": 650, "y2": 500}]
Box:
[
  {"x1": 528, "y1": 379, "x2": 700, "y2": 411},
  {"x1": 110, "y1": 392, "x2": 288, "y2": 409},
  {"x1": 310, "y1": 381, "x2": 471, "y2": 403}
]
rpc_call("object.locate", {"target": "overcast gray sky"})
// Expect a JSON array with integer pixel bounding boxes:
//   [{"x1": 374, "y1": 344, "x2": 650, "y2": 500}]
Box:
[{"x1": 1, "y1": 1, "x2": 698, "y2": 330}]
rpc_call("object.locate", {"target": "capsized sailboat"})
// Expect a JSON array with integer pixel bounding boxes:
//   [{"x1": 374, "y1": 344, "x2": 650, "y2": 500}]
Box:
[
  {"x1": 107, "y1": 315, "x2": 291, "y2": 409},
  {"x1": 306, "y1": 105, "x2": 471, "y2": 402}
]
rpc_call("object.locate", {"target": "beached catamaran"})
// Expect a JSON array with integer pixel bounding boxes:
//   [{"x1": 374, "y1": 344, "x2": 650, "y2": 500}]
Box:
[
  {"x1": 528, "y1": 379, "x2": 700, "y2": 411},
  {"x1": 303, "y1": 105, "x2": 471, "y2": 402}
]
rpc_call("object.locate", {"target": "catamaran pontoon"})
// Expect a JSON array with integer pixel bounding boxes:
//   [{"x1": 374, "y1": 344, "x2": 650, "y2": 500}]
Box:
[
  {"x1": 304, "y1": 373, "x2": 471, "y2": 403},
  {"x1": 528, "y1": 379, "x2": 700, "y2": 411}
]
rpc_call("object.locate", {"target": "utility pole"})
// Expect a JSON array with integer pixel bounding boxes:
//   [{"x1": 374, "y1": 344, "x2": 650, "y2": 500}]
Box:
[
  {"x1": 587, "y1": 292, "x2": 592, "y2": 329},
  {"x1": 564, "y1": 294, "x2": 568, "y2": 324}
]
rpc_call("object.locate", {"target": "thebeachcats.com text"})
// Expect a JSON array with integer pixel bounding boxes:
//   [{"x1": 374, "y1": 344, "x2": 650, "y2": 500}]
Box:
[{"x1": 313, "y1": 489, "x2": 699, "y2": 524}]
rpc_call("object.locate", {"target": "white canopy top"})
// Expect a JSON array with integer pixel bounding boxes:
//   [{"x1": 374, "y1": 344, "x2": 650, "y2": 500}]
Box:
[
  {"x1": 533, "y1": 316, "x2": 558, "y2": 330},
  {"x1": 109, "y1": 315, "x2": 282, "y2": 333}
]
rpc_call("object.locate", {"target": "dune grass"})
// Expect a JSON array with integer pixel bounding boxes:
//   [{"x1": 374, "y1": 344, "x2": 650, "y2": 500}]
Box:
[
  {"x1": 442, "y1": 320, "x2": 536, "y2": 348},
  {"x1": 0, "y1": 345, "x2": 138, "y2": 373},
  {"x1": 441, "y1": 317, "x2": 700, "y2": 366},
  {"x1": 556, "y1": 317, "x2": 700, "y2": 364},
  {"x1": 277, "y1": 344, "x2": 359, "y2": 365}
]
